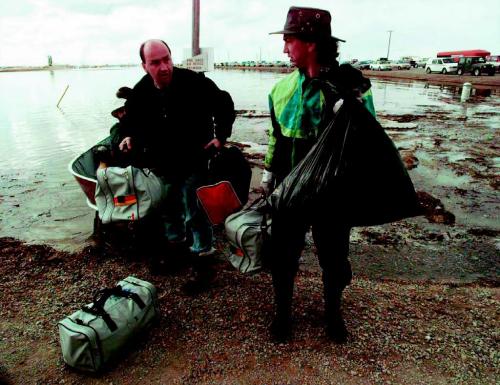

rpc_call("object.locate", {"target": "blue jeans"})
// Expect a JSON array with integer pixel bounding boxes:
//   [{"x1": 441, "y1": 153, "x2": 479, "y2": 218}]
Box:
[{"x1": 161, "y1": 174, "x2": 213, "y2": 253}]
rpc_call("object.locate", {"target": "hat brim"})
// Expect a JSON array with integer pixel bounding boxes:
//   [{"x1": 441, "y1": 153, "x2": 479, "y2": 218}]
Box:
[{"x1": 269, "y1": 29, "x2": 346, "y2": 42}]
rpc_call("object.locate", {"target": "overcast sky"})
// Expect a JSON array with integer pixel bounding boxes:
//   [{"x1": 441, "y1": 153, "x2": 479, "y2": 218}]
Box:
[{"x1": 1, "y1": 0, "x2": 499, "y2": 66}]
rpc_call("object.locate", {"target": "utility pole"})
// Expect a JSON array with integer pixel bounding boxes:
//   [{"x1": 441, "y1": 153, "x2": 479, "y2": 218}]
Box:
[
  {"x1": 386, "y1": 30, "x2": 393, "y2": 60},
  {"x1": 192, "y1": 0, "x2": 200, "y2": 57}
]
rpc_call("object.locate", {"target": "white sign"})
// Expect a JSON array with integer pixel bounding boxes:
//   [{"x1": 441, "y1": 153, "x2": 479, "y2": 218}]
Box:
[{"x1": 182, "y1": 47, "x2": 214, "y2": 72}]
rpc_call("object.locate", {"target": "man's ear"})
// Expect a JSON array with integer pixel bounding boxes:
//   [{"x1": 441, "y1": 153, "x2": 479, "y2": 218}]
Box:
[
  {"x1": 141, "y1": 62, "x2": 147, "y2": 72},
  {"x1": 307, "y1": 42, "x2": 317, "y2": 53}
]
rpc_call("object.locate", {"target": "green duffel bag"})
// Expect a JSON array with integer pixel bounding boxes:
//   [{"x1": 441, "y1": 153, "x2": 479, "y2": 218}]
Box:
[
  {"x1": 95, "y1": 166, "x2": 165, "y2": 224},
  {"x1": 224, "y1": 197, "x2": 272, "y2": 273},
  {"x1": 58, "y1": 276, "x2": 158, "y2": 372}
]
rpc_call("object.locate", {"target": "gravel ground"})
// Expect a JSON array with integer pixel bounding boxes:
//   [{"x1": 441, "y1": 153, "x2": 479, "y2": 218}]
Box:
[{"x1": 0, "y1": 236, "x2": 498, "y2": 385}]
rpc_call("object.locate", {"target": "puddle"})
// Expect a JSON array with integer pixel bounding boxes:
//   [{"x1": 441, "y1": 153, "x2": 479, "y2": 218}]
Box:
[
  {"x1": 440, "y1": 152, "x2": 473, "y2": 163},
  {"x1": 416, "y1": 163, "x2": 472, "y2": 188}
]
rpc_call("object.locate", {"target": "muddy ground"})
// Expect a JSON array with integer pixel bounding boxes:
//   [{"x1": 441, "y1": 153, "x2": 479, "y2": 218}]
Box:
[{"x1": 1, "y1": 76, "x2": 499, "y2": 384}]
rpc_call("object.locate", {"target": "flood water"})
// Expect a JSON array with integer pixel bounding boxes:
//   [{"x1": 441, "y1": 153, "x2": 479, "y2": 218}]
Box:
[{"x1": 0, "y1": 67, "x2": 498, "y2": 252}]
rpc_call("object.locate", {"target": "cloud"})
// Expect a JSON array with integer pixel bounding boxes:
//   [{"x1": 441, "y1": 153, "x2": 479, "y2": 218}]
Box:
[{"x1": 1, "y1": 0, "x2": 499, "y2": 66}]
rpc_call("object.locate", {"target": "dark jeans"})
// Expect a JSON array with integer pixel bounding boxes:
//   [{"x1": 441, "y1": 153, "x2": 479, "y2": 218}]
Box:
[
  {"x1": 161, "y1": 173, "x2": 213, "y2": 253},
  {"x1": 270, "y1": 210, "x2": 352, "y2": 319}
]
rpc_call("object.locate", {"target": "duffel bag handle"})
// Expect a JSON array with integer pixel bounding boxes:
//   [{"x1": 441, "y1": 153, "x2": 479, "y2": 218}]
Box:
[
  {"x1": 258, "y1": 198, "x2": 272, "y2": 233},
  {"x1": 80, "y1": 287, "x2": 123, "y2": 332},
  {"x1": 82, "y1": 286, "x2": 146, "y2": 332},
  {"x1": 92, "y1": 286, "x2": 145, "y2": 310},
  {"x1": 81, "y1": 305, "x2": 118, "y2": 332},
  {"x1": 116, "y1": 286, "x2": 146, "y2": 309},
  {"x1": 245, "y1": 195, "x2": 272, "y2": 235},
  {"x1": 82, "y1": 306, "x2": 118, "y2": 332},
  {"x1": 92, "y1": 287, "x2": 122, "y2": 309}
]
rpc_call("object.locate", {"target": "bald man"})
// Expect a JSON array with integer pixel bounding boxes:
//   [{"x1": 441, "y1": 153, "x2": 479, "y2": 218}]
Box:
[{"x1": 119, "y1": 39, "x2": 235, "y2": 291}]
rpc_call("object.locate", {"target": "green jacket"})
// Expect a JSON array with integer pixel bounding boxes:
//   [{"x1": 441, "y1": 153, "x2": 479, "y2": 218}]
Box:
[{"x1": 265, "y1": 65, "x2": 375, "y2": 179}]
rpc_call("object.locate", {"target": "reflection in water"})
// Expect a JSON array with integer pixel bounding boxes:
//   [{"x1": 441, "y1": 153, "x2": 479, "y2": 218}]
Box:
[
  {"x1": 460, "y1": 104, "x2": 468, "y2": 118},
  {"x1": 474, "y1": 88, "x2": 492, "y2": 97}
]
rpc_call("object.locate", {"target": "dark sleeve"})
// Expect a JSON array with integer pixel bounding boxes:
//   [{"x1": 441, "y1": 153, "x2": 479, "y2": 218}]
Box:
[{"x1": 203, "y1": 75, "x2": 235, "y2": 143}]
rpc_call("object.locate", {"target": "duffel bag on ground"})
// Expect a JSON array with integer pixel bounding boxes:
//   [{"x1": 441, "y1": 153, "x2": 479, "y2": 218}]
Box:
[
  {"x1": 95, "y1": 166, "x2": 164, "y2": 224},
  {"x1": 58, "y1": 276, "x2": 158, "y2": 372},
  {"x1": 224, "y1": 197, "x2": 271, "y2": 273}
]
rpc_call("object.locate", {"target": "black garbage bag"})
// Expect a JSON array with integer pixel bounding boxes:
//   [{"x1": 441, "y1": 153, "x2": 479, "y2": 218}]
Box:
[{"x1": 270, "y1": 97, "x2": 421, "y2": 227}]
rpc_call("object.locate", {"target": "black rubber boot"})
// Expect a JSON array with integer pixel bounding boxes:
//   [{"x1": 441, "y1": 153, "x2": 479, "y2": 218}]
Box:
[
  {"x1": 324, "y1": 283, "x2": 348, "y2": 344},
  {"x1": 182, "y1": 254, "x2": 216, "y2": 296},
  {"x1": 150, "y1": 238, "x2": 191, "y2": 275},
  {"x1": 270, "y1": 271, "x2": 295, "y2": 343},
  {"x1": 269, "y1": 311, "x2": 292, "y2": 343},
  {"x1": 325, "y1": 307, "x2": 348, "y2": 344},
  {"x1": 181, "y1": 268, "x2": 215, "y2": 296}
]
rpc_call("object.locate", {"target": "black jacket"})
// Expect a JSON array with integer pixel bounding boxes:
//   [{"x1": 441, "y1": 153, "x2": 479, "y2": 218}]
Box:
[{"x1": 121, "y1": 67, "x2": 235, "y2": 180}]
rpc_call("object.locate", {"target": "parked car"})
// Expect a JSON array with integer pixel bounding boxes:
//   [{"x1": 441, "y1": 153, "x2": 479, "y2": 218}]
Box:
[
  {"x1": 370, "y1": 60, "x2": 392, "y2": 71},
  {"x1": 242, "y1": 61, "x2": 257, "y2": 67},
  {"x1": 457, "y1": 56, "x2": 495, "y2": 76},
  {"x1": 485, "y1": 55, "x2": 500, "y2": 72},
  {"x1": 399, "y1": 57, "x2": 418, "y2": 68},
  {"x1": 390, "y1": 61, "x2": 411, "y2": 70},
  {"x1": 353, "y1": 60, "x2": 373, "y2": 70},
  {"x1": 415, "y1": 58, "x2": 428, "y2": 68},
  {"x1": 425, "y1": 58, "x2": 458, "y2": 74}
]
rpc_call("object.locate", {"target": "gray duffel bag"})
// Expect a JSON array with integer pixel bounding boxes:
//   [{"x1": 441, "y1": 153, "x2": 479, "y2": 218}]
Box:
[
  {"x1": 58, "y1": 276, "x2": 158, "y2": 372},
  {"x1": 95, "y1": 166, "x2": 165, "y2": 224},
  {"x1": 224, "y1": 197, "x2": 272, "y2": 273}
]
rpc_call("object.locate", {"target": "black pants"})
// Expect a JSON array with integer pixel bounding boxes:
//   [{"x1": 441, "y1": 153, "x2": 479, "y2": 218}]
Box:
[{"x1": 270, "y1": 210, "x2": 352, "y2": 319}]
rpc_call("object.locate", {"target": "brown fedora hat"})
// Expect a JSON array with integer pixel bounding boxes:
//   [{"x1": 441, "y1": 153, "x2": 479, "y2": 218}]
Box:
[{"x1": 270, "y1": 6, "x2": 345, "y2": 42}]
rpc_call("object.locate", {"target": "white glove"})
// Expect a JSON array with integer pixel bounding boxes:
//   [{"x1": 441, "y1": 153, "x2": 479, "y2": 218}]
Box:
[
  {"x1": 260, "y1": 169, "x2": 275, "y2": 196},
  {"x1": 333, "y1": 98, "x2": 344, "y2": 114}
]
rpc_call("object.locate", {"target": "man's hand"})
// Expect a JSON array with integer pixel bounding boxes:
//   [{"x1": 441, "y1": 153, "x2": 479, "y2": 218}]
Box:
[
  {"x1": 119, "y1": 137, "x2": 132, "y2": 152},
  {"x1": 204, "y1": 138, "x2": 222, "y2": 151}
]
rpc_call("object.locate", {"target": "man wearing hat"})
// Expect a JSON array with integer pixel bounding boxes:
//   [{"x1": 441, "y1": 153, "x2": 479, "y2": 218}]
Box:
[{"x1": 262, "y1": 6, "x2": 378, "y2": 343}]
